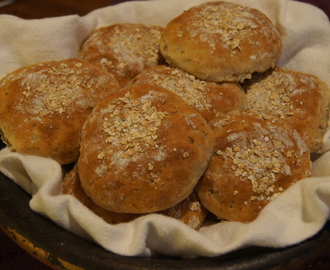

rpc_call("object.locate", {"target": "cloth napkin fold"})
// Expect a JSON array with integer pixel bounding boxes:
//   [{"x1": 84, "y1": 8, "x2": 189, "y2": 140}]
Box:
[{"x1": 1, "y1": 0, "x2": 330, "y2": 258}]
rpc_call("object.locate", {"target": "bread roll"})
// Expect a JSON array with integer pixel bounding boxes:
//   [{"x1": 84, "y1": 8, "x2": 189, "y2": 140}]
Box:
[
  {"x1": 244, "y1": 67, "x2": 330, "y2": 153},
  {"x1": 196, "y1": 110, "x2": 312, "y2": 223},
  {"x1": 78, "y1": 83, "x2": 215, "y2": 214},
  {"x1": 80, "y1": 23, "x2": 164, "y2": 87},
  {"x1": 160, "y1": 1, "x2": 282, "y2": 82},
  {"x1": 0, "y1": 58, "x2": 119, "y2": 164}
]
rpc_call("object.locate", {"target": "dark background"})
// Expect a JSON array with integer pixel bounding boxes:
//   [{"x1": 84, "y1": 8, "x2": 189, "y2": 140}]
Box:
[
  {"x1": 0, "y1": 0, "x2": 330, "y2": 269},
  {"x1": 0, "y1": 0, "x2": 329, "y2": 19}
]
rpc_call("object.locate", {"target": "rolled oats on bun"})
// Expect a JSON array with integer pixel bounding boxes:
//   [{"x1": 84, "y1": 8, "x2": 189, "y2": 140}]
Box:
[
  {"x1": 243, "y1": 67, "x2": 330, "y2": 153},
  {"x1": 79, "y1": 23, "x2": 165, "y2": 88},
  {"x1": 78, "y1": 83, "x2": 215, "y2": 214},
  {"x1": 195, "y1": 110, "x2": 312, "y2": 223},
  {"x1": 131, "y1": 65, "x2": 246, "y2": 122},
  {"x1": 0, "y1": 58, "x2": 119, "y2": 165},
  {"x1": 160, "y1": 1, "x2": 282, "y2": 82}
]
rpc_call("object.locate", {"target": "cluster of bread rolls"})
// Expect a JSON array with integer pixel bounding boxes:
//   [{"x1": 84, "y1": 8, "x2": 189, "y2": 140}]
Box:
[{"x1": 1, "y1": 1, "x2": 329, "y2": 227}]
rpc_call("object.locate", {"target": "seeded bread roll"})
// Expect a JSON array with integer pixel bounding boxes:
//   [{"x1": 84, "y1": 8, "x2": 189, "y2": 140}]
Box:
[
  {"x1": 0, "y1": 58, "x2": 119, "y2": 164},
  {"x1": 243, "y1": 67, "x2": 330, "y2": 153},
  {"x1": 63, "y1": 164, "x2": 208, "y2": 229},
  {"x1": 79, "y1": 23, "x2": 164, "y2": 87},
  {"x1": 160, "y1": 1, "x2": 282, "y2": 82},
  {"x1": 131, "y1": 65, "x2": 245, "y2": 122},
  {"x1": 195, "y1": 110, "x2": 312, "y2": 223},
  {"x1": 78, "y1": 83, "x2": 215, "y2": 214}
]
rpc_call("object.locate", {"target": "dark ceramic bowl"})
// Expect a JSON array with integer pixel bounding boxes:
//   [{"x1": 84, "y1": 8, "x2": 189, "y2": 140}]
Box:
[{"x1": 1, "y1": 140, "x2": 330, "y2": 270}]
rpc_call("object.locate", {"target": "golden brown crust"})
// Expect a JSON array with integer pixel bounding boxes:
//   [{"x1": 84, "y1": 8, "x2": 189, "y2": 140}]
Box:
[
  {"x1": 243, "y1": 67, "x2": 330, "y2": 153},
  {"x1": 62, "y1": 164, "x2": 141, "y2": 224},
  {"x1": 78, "y1": 83, "x2": 215, "y2": 214},
  {"x1": 131, "y1": 65, "x2": 245, "y2": 122},
  {"x1": 160, "y1": 1, "x2": 282, "y2": 82},
  {"x1": 0, "y1": 58, "x2": 119, "y2": 164},
  {"x1": 63, "y1": 164, "x2": 208, "y2": 229},
  {"x1": 195, "y1": 110, "x2": 312, "y2": 223},
  {"x1": 79, "y1": 23, "x2": 164, "y2": 87}
]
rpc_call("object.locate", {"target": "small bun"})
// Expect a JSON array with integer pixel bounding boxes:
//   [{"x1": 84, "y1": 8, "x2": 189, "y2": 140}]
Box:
[
  {"x1": 0, "y1": 58, "x2": 119, "y2": 164},
  {"x1": 131, "y1": 65, "x2": 245, "y2": 122},
  {"x1": 160, "y1": 1, "x2": 282, "y2": 82},
  {"x1": 80, "y1": 23, "x2": 164, "y2": 87},
  {"x1": 196, "y1": 110, "x2": 312, "y2": 223},
  {"x1": 78, "y1": 83, "x2": 215, "y2": 214},
  {"x1": 243, "y1": 67, "x2": 330, "y2": 153}
]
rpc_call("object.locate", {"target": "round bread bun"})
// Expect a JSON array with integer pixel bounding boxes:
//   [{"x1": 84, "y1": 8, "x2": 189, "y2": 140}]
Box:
[
  {"x1": 79, "y1": 23, "x2": 164, "y2": 87},
  {"x1": 0, "y1": 58, "x2": 119, "y2": 164},
  {"x1": 243, "y1": 67, "x2": 330, "y2": 153},
  {"x1": 195, "y1": 110, "x2": 312, "y2": 223},
  {"x1": 78, "y1": 83, "x2": 215, "y2": 214},
  {"x1": 131, "y1": 65, "x2": 245, "y2": 122},
  {"x1": 159, "y1": 1, "x2": 282, "y2": 82},
  {"x1": 63, "y1": 164, "x2": 207, "y2": 229}
]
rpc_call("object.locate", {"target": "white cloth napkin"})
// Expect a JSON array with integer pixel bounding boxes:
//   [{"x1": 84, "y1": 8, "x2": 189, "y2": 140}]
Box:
[{"x1": 1, "y1": 0, "x2": 330, "y2": 258}]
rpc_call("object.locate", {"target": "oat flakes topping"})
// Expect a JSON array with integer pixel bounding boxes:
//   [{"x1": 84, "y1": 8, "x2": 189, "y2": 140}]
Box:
[
  {"x1": 136, "y1": 67, "x2": 213, "y2": 111},
  {"x1": 190, "y1": 2, "x2": 263, "y2": 51},
  {"x1": 15, "y1": 62, "x2": 97, "y2": 116},
  {"x1": 188, "y1": 201, "x2": 201, "y2": 212},
  {"x1": 245, "y1": 69, "x2": 319, "y2": 119},
  {"x1": 98, "y1": 25, "x2": 162, "y2": 74},
  {"x1": 218, "y1": 128, "x2": 293, "y2": 203},
  {"x1": 102, "y1": 90, "x2": 166, "y2": 159}
]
